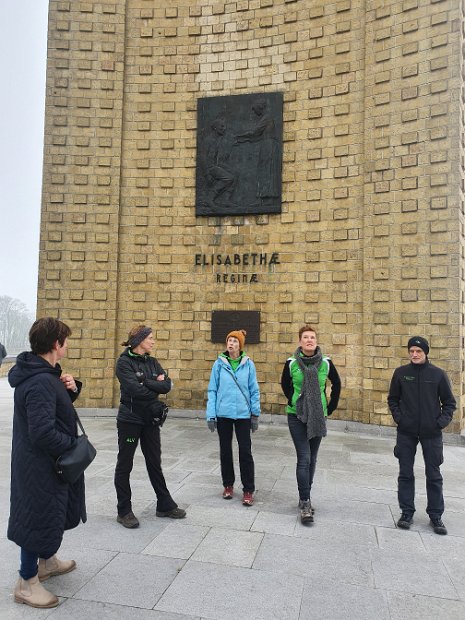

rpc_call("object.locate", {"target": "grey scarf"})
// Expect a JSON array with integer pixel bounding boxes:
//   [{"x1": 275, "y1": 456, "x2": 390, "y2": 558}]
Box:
[{"x1": 294, "y1": 346, "x2": 327, "y2": 440}]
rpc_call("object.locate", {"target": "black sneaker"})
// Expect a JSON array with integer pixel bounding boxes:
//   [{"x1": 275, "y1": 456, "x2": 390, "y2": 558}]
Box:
[
  {"x1": 430, "y1": 517, "x2": 447, "y2": 535},
  {"x1": 156, "y1": 507, "x2": 186, "y2": 519},
  {"x1": 117, "y1": 511, "x2": 139, "y2": 528},
  {"x1": 397, "y1": 513, "x2": 413, "y2": 529}
]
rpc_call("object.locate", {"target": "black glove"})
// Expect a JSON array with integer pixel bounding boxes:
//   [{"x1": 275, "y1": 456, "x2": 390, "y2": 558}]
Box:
[
  {"x1": 207, "y1": 419, "x2": 217, "y2": 432},
  {"x1": 251, "y1": 416, "x2": 259, "y2": 433}
]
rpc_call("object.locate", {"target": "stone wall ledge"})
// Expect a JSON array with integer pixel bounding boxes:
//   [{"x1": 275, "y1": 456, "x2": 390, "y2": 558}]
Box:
[{"x1": 77, "y1": 408, "x2": 465, "y2": 446}]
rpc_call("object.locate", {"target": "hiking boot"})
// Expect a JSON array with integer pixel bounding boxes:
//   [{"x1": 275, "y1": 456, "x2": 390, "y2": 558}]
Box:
[
  {"x1": 14, "y1": 575, "x2": 59, "y2": 608},
  {"x1": 38, "y1": 555, "x2": 76, "y2": 582},
  {"x1": 117, "y1": 511, "x2": 140, "y2": 528},
  {"x1": 430, "y1": 517, "x2": 447, "y2": 535},
  {"x1": 223, "y1": 486, "x2": 234, "y2": 500},
  {"x1": 397, "y1": 513, "x2": 413, "y2": 530},
  {"x1": 297, "y1": 500, "x2": 315, "y2": 515},
  {"x1": 242, "y1": 491, "x2": 254, "y2": 506},
  {"x1": 156, "y1": 507, "x2": 186, "y2": 519},
  {"x1": 299, "y1": 499, "x2": 314, "y2": 524}
]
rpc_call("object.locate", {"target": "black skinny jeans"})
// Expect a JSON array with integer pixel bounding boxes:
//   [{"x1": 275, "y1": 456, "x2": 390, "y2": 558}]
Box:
[
  {"x1": 216, "y1": 417, "x2": 255, "y2": 493},
  {"x1": 114, "y1": 421, "x2": 177, "y2": 516},
  {"x1": 287, "y1": 414, "x2": 323, "y2": 501}
]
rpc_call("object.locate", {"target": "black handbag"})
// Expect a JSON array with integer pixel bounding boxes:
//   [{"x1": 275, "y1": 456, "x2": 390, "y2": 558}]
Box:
[{"x1": 55, "y1": 412, "x2": 96, "y2": 484}]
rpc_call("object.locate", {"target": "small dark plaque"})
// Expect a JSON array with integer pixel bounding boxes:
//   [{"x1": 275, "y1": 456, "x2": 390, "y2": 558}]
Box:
[
  {"x1": 196, "y1": 92, "x2": 283, "y2": 216},
  {"x1": 211, "y1": 311, "x2": 260, "y2": 344}
]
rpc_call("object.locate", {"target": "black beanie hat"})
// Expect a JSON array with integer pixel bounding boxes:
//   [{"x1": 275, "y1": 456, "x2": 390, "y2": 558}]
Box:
[{"x1": 407, "y1": 336, "x2": 429, "y2": 355}]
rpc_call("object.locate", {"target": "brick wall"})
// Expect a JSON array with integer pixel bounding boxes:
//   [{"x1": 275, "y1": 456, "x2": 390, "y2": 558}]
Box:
[{"x1": 39, "y1": 0, "x2": 464, "y2": 432}]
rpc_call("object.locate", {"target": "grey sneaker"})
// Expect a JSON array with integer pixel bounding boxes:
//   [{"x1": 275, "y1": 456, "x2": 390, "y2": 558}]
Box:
[
  {"x1": 117, "y1": 511, "x2": 140, "y2": 528},
  {"x1": 156, "y1": 507, "x2": 186, "y2": 519},
  {"x1": 299, "y1": 499, "x2": 314, "y2": 524}
]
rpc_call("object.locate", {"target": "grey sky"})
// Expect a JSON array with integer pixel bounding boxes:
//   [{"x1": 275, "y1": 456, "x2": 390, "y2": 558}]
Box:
[{"x1": 0, "y1": 1, "x2": 48, "y2": 313}]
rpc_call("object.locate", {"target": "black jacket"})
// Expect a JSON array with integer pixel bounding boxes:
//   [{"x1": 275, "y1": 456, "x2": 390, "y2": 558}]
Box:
[
  {"x1": 388, "y1": 360, "x2": 456, "y2": 437},
  {"x1": 116, "y1": 348, "x2": 171, "y2": 425},
  {"x1": 8, "y1": 352, "x2": 86, "y2": 558}
]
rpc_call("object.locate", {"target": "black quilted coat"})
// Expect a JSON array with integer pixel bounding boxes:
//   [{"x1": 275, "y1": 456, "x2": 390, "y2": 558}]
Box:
[{"x1": 8, "y1": 352, "x2": 87, "y2": 557}]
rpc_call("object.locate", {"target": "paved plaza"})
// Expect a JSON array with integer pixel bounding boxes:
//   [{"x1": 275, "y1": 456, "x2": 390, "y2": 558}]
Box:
[{"x1": 0, "y1": 376, "x2": 465, "y2": 619}]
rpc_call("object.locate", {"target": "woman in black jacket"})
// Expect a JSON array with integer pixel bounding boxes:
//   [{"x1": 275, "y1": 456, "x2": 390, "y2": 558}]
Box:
[
  {"x1": 114, "y1": 325, "x2": 186, "y2": 527},
  {"x1": 8, "y1": 317, "x2": 85, "y2": 609}
]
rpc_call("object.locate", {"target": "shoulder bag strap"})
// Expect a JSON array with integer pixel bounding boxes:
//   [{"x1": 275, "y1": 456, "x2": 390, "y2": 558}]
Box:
[
  {"x1": 229, "y1": 369, "x2": 252, "y2": 414},
  {"x1": 74, "y1": 410, "x2": 88, "y2": 437}
]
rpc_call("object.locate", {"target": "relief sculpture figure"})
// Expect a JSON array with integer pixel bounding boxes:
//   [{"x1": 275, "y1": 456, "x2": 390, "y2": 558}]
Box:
[
  {"x1": 235, "y1": 99, "x2": 280, "y2": 205},
  {"x1": 199, "y1": 117, "x2": 236, "y2": 210}
]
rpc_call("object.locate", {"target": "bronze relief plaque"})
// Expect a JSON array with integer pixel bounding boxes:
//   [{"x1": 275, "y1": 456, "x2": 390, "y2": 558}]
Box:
[{"x1": 196, "y1": 92, "x2": 283, "y2": 216}]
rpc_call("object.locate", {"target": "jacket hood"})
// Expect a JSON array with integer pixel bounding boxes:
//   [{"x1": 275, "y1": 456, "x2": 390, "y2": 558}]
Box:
[
  {"x1": 8, "y1": 351, "x2": 61, "y2": 388},
  {"x1": 219, "y1": 352, "x2": 249, "y2": 367}
]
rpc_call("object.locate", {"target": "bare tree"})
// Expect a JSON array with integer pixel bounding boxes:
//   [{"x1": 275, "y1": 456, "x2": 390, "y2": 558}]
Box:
[{"x1": 0, "y1": 296, "x2": 34, "y2": 355}]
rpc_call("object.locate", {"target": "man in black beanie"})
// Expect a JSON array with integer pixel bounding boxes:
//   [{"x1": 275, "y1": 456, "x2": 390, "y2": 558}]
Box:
[{"x1": 388, "y1": 336, "x2": 456, "y2": 535}]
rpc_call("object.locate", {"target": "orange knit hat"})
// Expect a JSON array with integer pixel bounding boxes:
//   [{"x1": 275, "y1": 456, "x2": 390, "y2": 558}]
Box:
[{"x1": 226, "y1": 329, "x2": 246, "y2": 351}]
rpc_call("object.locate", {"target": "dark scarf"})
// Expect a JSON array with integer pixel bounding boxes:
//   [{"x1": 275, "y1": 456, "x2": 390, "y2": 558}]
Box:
[{"x1": 294, "y1": 346, "x2": 327, "y2": 440}]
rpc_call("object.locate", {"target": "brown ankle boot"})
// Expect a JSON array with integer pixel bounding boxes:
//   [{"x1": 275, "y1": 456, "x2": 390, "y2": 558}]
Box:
[
  {"x1": 38, "y1": 555, "x2": 76, "y2": 582},
  {"x1": 14, "y1": 575, "x2": 59, "y2": 608}
]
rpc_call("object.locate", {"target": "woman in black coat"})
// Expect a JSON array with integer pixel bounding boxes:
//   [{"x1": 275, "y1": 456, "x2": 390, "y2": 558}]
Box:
[
  {"x1": 114, "y1": 325, "x2": 186, "y2": 528},
  {"x1": 8, "y1": 317, "x2": 86, "y2": 609}
]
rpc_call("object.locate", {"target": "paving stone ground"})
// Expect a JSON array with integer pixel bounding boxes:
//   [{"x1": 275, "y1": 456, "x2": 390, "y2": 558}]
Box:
[{"x1": 1, "y1": 377, "x2": 464, "y2": 619}]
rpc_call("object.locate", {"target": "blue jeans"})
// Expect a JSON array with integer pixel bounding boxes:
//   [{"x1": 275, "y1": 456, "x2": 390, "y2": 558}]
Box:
[
  {"x1": 19, "y1": 548, "x2": 42, "y2": 580},
  {"x1": 288, "y1": 414, "x2": 322, "y2": 501}
]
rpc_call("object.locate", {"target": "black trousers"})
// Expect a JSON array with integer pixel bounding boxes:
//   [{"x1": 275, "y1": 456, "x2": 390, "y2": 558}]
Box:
[
  {"x1": 287, "y1": 414, "x2": 322, "y2": 501},
  {"x1": 394, "y1": 430, "x2": 444, "y2": 519},
  {"x1": 114, "y1": 421, "x2": 177, "y2": 516},
  {"x1": 216, "y1": 417, "x2": 255, "y2": 493}
]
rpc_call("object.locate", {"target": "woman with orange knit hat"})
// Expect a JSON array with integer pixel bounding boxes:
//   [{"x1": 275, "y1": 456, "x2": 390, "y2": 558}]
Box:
[{"x1": 206, "y1": 329, "x2": 261, "y2": 506}]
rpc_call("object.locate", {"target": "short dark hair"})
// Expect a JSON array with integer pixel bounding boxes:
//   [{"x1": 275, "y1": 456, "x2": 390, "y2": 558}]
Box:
[
  {"x1": 298, "y1": 324, "x2": 317, "y2": 339},
  {"x1": 29, "y1": 317, "x2": 72, "y2": 355}
]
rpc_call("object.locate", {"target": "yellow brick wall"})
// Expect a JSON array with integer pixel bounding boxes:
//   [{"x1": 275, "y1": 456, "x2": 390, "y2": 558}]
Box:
[
  {"x1": 39, "y1": 0, "x2": 127, "y2": 405},
  {"x1": 38, "y1": 0, "x2": 464, "y2": 432}
]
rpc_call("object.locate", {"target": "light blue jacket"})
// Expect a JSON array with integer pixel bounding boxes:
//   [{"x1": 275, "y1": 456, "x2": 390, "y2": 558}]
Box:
[{"x1": 206, "y1": 354, "x2": 260, "y2": 420}]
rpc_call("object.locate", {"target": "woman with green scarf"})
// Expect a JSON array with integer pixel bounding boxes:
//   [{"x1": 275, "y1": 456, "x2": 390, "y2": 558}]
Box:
[{"x1": 281, "y1": 325, "x2": 341, "y2": 525}]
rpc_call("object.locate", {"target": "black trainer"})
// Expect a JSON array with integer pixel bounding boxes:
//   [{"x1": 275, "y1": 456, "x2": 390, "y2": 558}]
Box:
[
  {"x1": 430, "y1": 517, "x2": 447, "y2": 535},
  {"x1": 117, "y1": 511, "x2": 140, "y2": 528},
  {"x1": 397, "y1": 513, "x2": 413, "y2": 529},
  {"x1": 156, "y1": 507, "x2": 186, "y2": 519}
]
